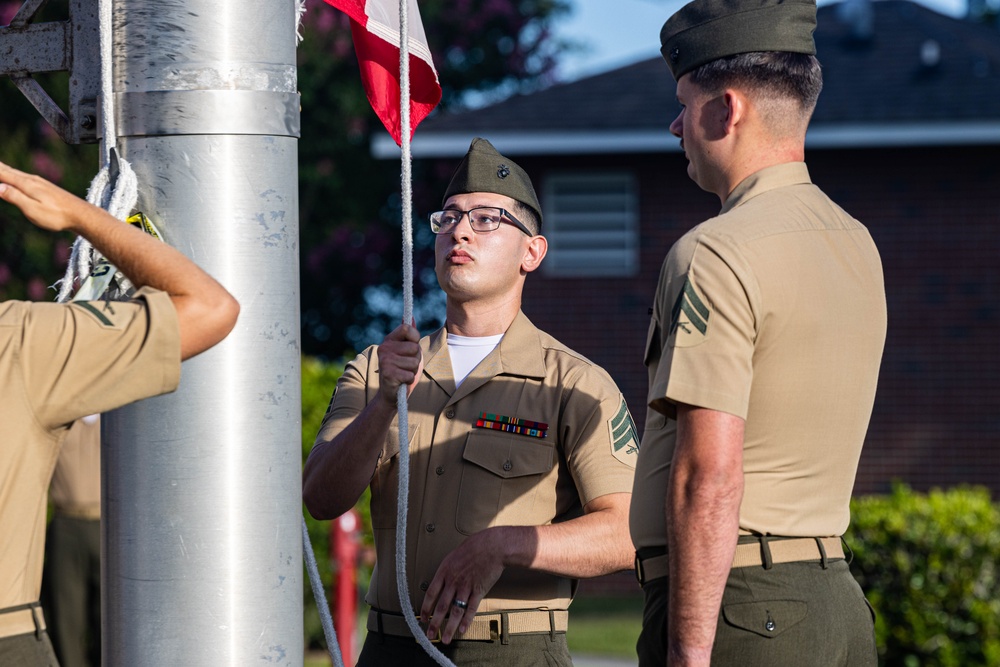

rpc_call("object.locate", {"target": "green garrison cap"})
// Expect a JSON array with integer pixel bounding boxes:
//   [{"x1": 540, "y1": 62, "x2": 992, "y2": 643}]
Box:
[
  {"x1": 443, "y1": 138, "x2": 543, "y2": 229},
  {"x1": 660, "y1": 0, "x2": 817, "y2": 80}
]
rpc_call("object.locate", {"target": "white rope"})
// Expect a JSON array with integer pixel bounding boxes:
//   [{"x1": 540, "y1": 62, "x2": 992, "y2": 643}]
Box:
[
  {"x1": 394, "y1": 0, "x2": 453, "y2": 665},
  {"x1": 55, "y1": 0, "x2": 139, "y2": 302},
  {"x1": 294, "y1": 0, "x2": 307, "y2": 45},
  {"x1": 97, "y1": 0, "x2": 116, "y2": 164},
  {"x1": 302, "y1": 518, "x2": 346, "y2": 667}
]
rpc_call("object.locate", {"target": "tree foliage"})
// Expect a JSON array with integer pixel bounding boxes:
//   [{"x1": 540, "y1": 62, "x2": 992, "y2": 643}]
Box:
[
  {"x1": 296, "y1": 0, "x2": 571, "y2": 358},
  {"x1": 0, "y1": 2, "x2": 99, "y2": 303}
]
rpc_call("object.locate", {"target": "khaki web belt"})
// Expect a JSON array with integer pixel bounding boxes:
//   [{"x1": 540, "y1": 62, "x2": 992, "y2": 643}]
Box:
[
  {"x1": 0, "y1": 601, "x2": 47, "y2": 640},
  {"x1": 368, "y1": 607, "x2": 568, "y2": 644},
  {"x1": 635, "y1": 536, "x2": 846, "y2": 585}
]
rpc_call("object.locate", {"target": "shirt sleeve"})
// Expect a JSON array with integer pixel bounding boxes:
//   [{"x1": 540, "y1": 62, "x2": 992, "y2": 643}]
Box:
[
  {"x1": 652, "y1": 235, "x2": 758, "y2": 419},
  {"x1": 558, "y1": 364, "x2": 639, "y2": 506},
  {"x1": 314, "y1": 348, "x2": 375, "y2": 447},
  {"x1": 23, "y1": 287, "x2": 181, "y2": 429}
]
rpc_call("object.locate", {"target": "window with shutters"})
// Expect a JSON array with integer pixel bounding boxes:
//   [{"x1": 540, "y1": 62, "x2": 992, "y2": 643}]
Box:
[{"x1": 541, "y1": 173, "x2": 638, "y2": 277}]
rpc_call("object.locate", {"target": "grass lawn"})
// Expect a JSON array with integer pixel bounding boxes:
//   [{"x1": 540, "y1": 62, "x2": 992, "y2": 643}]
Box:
[{"x1": 567, "y1": 593, "x2": 644, "y2": 658}]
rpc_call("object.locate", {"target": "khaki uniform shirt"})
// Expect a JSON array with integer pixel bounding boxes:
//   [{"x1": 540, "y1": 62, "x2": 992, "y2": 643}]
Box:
[
  {"x1": 49, "y1": 415, "x2": 101, "y2": 520},
  {"x1": 315, "y1": 311, "x2": 638, "y2": 614},
  {"x1": 631, "y1": 163, "x2": 886, "y2": 549},
  {"x1": 0, "y1": 289, "x2": 180, "y2": 636}
]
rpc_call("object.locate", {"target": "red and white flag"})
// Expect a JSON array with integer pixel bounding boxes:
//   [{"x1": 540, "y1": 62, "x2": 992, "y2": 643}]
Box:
[{"x1": 323, "y1": 0, "x2": 442, "y2": 145}]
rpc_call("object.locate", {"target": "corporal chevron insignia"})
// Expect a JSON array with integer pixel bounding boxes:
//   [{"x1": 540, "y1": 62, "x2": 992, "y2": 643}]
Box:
[
  {"x1": 669, "y1": 277, "x2": 710, "y2": 347},
  {"x1": 609, "y1": 399, "x2": 639, "y2": 464}
]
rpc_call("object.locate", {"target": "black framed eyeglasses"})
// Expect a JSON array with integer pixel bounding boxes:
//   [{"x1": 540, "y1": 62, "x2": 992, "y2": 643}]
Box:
[{"x1": 429, "y1": 206, "x2": 533, "y2": 236}]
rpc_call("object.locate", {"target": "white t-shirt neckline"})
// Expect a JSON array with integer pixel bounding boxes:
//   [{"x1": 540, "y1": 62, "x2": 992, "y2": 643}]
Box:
[{"x1": 447, "y1": 332, "x2": 503, "y2": 387}]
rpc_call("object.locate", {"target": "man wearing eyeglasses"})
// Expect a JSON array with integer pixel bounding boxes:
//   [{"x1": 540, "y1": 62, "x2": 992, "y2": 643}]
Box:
[{"x1": 303, "y1": 137, "x2": 639, "y2": 666}]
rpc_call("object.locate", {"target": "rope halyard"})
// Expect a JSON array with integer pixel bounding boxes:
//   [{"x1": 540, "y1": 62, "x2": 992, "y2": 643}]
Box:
[
  {"x1": 297, "y1": 0, "x2": 454, "y2": 663},
  {"x1": 395, "y1": 0, "x2": 454, "y2": 664},
  {"x1": 302, "y1": 518, "x2": 346, "y2": 667},
  {"x1": 55, "y1": 0, "x2": 141, "y2": 303}
]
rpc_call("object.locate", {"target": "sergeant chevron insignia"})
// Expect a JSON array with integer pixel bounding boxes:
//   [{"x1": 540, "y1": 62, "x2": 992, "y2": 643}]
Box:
[
  {"x1": 609, "y1": 398, "x2": 639, "y2": 464},
  {"x1": 669, "y1": 277, "x2": 710, "y2": 348}
]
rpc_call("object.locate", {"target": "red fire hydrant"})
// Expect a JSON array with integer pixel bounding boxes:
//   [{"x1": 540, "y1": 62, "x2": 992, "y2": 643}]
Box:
[{"x1": 331, "y1": 509, "x2": 360, "y2": 665}]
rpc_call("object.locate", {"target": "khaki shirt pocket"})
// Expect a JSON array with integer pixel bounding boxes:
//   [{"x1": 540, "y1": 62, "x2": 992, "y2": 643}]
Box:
[{"x1": 456, "y1": 430, "x2": 556, "y2": 536}]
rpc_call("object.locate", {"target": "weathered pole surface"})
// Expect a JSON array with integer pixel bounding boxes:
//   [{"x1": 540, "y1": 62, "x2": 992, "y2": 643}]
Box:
[{"x1": 100, "y1": 0, "x2": 302, "y2": 664}]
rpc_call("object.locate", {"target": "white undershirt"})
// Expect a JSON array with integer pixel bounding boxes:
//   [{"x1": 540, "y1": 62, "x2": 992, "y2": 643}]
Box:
[{"x1": 447, "y1": 333, "x2": 503, "y2": 387}]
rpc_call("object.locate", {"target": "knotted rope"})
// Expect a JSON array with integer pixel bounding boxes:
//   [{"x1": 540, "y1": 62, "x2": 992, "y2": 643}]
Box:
[{"x1": 55, "y1": 0, "x2": 139, "y2": 302}]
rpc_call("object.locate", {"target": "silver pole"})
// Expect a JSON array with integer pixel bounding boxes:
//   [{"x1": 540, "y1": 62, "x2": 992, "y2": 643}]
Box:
[{"x1": 100, "y1": 1, "x2": 302, "y2": 664}]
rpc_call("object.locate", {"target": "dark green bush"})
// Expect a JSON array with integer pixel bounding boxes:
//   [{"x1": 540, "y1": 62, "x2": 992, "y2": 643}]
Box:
[
  {"x1": 301, "y1": 356, "x2": 374, "y2": 650},
  {"x1": 849, "y1": 484, "x2": 1000, "y2": 666}
]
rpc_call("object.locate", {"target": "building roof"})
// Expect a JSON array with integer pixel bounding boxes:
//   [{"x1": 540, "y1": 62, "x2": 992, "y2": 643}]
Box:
[{"x1": 376, "y1": 1, "x2": 1000, "y2": 157}]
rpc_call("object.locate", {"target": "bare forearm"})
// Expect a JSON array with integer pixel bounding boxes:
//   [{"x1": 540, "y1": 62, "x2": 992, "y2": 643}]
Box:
[
  {"x1": 303, "y1": 398, "x2": 396, "y2": 519},
  {"x1": 666, "y1": 405, "x2": 745, "y2": 667},
  {"x1": 666, "y1": 468, "x2": 742, "y2": 665},
  {"x1": 71, "y1": 203, "x2": 206, "y2": 298},
  {"x1": 420, "y1": 490, "x2": 630, "y2": 642},
  {"x1": 0, "y1": 163, "x2": 237, "y2": 359},
  {"x1": 497, "y1": 493, "x2": 633, "y2": 578},
  {"x1": 69, "y1": 204, "x2": 238, "y2": 358}
]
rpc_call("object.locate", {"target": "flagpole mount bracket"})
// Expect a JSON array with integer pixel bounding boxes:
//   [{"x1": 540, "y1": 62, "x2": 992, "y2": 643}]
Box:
[{"x1": 0, "y1": 0, "x2": 101, "y2": 144}]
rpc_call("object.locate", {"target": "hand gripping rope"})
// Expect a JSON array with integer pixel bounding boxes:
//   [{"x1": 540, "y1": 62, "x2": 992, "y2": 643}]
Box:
[{"x1": 299, "y1": 0, "x2": 457, "y2": 664}]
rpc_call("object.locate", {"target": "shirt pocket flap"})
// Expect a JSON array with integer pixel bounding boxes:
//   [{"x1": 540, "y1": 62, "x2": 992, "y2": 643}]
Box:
[
  {"x1": 722, "y1": 599, "x2": 807, "y2": 638},
  {"x1": 462, "y1": 430, "x2": 555, "y2": 479}
]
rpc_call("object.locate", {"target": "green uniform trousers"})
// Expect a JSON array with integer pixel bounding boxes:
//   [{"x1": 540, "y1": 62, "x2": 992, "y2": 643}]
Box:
[
  {"x1": 637, "y1": 558, "x2": 876, "y2": 666},
  {"x1": 357, "y1": 630, "x2": 573, "y2": 666},
  {"x1": 0, "y1": 631, "x2": 60, "y2": 666},
  {"x1": 40, "y1": 515, "x2": 101, "y2": 667}
]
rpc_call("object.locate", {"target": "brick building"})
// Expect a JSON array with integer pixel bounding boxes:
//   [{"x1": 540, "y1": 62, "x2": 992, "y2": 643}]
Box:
[{"x1": 377, "y1": 1, "x2": 1000, "y2": 495}]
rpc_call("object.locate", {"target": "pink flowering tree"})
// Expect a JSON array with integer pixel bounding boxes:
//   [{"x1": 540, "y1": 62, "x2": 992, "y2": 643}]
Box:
[{"x1": 1, "y1": 0, "x2": 99, "y2": 301}]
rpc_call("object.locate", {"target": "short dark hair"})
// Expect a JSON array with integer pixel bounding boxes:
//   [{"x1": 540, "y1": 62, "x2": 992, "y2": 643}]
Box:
[
  {"x1": 512, "y1": 201, "x2": 541, "y2": 236},
  {"x1": 689, "y1": 51, "x2": 823, "y2": 118}
]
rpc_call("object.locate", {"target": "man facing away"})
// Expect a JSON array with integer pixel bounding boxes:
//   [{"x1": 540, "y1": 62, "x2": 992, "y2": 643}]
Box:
[
  {"x1": 629, "y1": 1, "x2": 887, "y2": 665},
  {"x1": 0, "y1": 162, "x2": 239, "y2": 666},
  {"x1": 303, "y1": 138, "x2": 639, "y2": 666},
  {"x1": 41, "y1": 415, "x2": 102, "y2": 667}
]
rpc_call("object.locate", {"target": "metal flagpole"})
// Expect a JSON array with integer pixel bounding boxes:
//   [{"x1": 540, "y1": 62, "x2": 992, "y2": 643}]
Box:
[{"x1": 99, "y1": 0, "x2": 303, "y2": 663}]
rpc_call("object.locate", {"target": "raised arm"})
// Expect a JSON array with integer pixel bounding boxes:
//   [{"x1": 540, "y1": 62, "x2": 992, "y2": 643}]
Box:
[
  {"x1": 302, "y1": 323, "x2": 423, "y2": 519},
  {"x1": 0, "y1": 161, "x2": 239, "y2": 360}
]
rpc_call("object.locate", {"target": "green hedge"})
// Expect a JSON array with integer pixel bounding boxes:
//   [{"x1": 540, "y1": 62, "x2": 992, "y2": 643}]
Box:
[
  {"x1": 848, "y1": 484, "x2": 1000, "y2": 666},
  {"x1": 301, "y1": 356, "x2": 374, "y2": 650}
]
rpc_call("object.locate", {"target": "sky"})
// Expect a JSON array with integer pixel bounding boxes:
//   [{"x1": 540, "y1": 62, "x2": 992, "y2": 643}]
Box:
[{"x1": 553, "y1": 0, "x2": 970, "y2": 81}]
